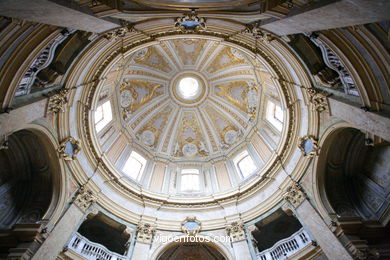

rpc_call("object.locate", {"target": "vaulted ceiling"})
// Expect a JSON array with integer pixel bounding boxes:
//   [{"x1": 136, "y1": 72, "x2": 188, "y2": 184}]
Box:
[{"x1": 99, "y1": 38, "x2": 280, "y2": 161}]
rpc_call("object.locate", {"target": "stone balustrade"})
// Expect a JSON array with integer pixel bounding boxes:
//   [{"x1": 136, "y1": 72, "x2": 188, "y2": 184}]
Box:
[
  {"x1": 68, "y1": 232, "x2": 127, "y2": 260},
  {"x1": 257, "y1": 228, "x2": 310, "y2": 260}
]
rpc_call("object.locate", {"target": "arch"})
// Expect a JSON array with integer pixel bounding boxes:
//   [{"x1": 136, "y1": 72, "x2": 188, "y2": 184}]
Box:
[
  {"x1": 0, "y1": 125, "x2": 67, "y2": 256},
  {"x1": 314, "y1": 124, "x2": 390, "y2": 223},
  {"x1": 312, "y1": 122, "x2": 390, "y2": 257},
  {"x1": 150, "y1": 234, "x2": 234, "y2": 260}
]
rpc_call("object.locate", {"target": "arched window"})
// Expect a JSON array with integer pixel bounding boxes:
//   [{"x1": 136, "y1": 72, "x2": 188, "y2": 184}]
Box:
[
  {"x1": 266, "y1": 100, "x2": 283, "y2": 131},
  {"x1": 234, "y1": 150, "x2": 257, "y2": 178},
  {"x1": 181, "y1": 169, "x2": 200, "y2": 192},
  {"x1": 122, "y1": 151, "x2": 147, "y2": 181},
  {"x1": 94, "y1": 100, "x2": 113, "y2": 132}
]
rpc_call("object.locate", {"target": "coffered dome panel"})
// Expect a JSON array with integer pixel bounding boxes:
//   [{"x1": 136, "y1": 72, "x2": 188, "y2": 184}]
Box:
[{"x1": 100, "y1": 38, "x2": 279, "y2": 162}]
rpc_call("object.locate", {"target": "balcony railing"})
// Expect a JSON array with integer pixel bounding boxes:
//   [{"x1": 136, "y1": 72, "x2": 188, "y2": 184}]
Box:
[
  {"x1": 257, "y1": 228, "x2": 311, "y2": 260},
  {"x1": 68, "y1": 232, "x2": 127, "y2": 260}
]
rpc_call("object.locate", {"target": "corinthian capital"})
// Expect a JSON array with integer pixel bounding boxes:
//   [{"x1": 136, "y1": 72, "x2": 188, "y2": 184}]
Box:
[
  {"x1": 283, "y1": 182, "x2": 306, "y2": 208},
  {"x1": 74, "y1": 186, "x2": 96, "y2": 211},
  {"x1": 226, "y1": 221, "x2": 246, "y2": 242},
  {"x1": 136, "y1": 222, "x2": 156, "y2": 244}
]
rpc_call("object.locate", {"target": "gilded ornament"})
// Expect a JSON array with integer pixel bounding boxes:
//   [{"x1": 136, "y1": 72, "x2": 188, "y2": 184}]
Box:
[
  {"x1": 283, "y1": 182, "x2": 306, "y2": 208},
  {"x1": 298, "y1": 135, "x2": 320, "y2": 158},
  {"x1": 58, "y1": 137, "x2": 80, "y2": 160},
  {"x1": 181, "y1": 216, "x2": 201, "y2": 236},
  {"x1": 104, "y1": 21, "x2": 135, "y2": 41},
  {"x1": 74, "y1": 186, "x2": 96, "y2": 211},
  {"x1": 306, "y1": 88, "x2": 329, "y2": 112},
  {"x1": 174, "y1": 12, "x2": 206, "y2": 32},
  {"x1": 245, "y1": 23, "x2": 275, "y2": 44},
  {"x1": 48, "y1": 88, "x2": 69, "y2": 113}
]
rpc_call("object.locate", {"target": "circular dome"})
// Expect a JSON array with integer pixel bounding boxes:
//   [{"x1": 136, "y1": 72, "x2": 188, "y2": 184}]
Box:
[
  {"x1": 86, "y1": 35, "x2": 292, "y2": 203},
  {"x1": 107, "y1": 38, "x2": 280, "y2": 162},
  {"x1": 178, "y1": 77, "x2": 199, "y2": 99}
]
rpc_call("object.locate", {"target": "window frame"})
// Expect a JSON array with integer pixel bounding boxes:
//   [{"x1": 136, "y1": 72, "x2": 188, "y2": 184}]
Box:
[
  {"x1": 180, "y1": 168, "x2": 201, "y2": 192},
  {"x1": 265, "y1": 100, "x2": 283, "y2": 132},
  {"x1": 233, "y1": 150, "x2": 257, "y2": 179},
  {"x1": 122, "y1": 151, "x2": 147, "y2": 181},
  {"x1": 94, "y1": 100, "x2": 113, "y2": 133}
]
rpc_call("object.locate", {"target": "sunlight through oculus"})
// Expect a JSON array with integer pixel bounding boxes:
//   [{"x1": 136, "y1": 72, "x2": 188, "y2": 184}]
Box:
[{"x1": 178, "y1": 77, "x2": 200, "y2": 99}]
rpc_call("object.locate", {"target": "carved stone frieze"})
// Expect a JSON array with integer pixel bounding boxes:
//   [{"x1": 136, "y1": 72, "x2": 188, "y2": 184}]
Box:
[
  {"x1": 48, "y1": 88, "x2": 69, "y2": 113},
  {"x1": 136, "y1": 222, "x2": 155, "y2": 244},
  {"x1": 74, "y1": 186, "x2": 96, "y2": 211},
  {"x1": 283, "y1": 182, "x2": 306, "y2": 208},
  {"x1": 226, "y1": 221, "x2": 246, "y2": 242},
  {"x1": 298, "y1": 135, "x2": 320, "y2": 158},
  {"x1": 58, "y1": 137, "x2": 80, "y2": 160}
]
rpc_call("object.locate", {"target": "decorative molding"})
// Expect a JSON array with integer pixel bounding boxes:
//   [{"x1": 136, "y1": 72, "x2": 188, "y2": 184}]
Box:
[
  {"x1": 174, "y1": 12, "x2": 206, "y2": 32},
  {"x1": 136, "y1": 222, "x2": 155, "y2": 244},
  {"x1": 305, "y1": 88, "x2": 329, "y2": 112},
  {"x1": 74, "y1": 186, "x2": 96, "y2": 211},
  {"x1": 226, "y1": 221, "x2": 246, "y2": 242},
  {"x1": 283, "y1": 182, "x2": 306, "y2": 208},
  {"x1": 244, "y1": 23, "x2": 275, "y2": 44},
  {"x1": 181, "y1": 216, "x2": 201, "y2": 236},
  {"x1": 58, "y1": 137, "x2": 81, "y2": 160},
  {"x1": 298, "y1": 135, "x2": 320, "y2": 158},
  {"x1": 103, "y1": 21, "x2": 135, "y2": 41},
  {"x1": 48, "y1": 88, "x2": 69, "y2": 113}
]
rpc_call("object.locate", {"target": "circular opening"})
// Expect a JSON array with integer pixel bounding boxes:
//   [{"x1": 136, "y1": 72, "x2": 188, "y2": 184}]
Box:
[{"x1": 178, "y1": 77, "x2": 199, "y2": 99}]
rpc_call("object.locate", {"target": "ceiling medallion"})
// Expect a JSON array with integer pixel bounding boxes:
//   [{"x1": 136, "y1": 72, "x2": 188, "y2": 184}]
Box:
[
  {"x1": 174, "y1": 10, "x2": 206, "y2": 32},
  {"x1": 181, "y1": 216, "x2": 201, "y2": 236}
]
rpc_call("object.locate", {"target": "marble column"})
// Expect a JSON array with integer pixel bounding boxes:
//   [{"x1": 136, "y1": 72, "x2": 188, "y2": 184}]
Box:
[
  {"x1": 261, "y1": 0, "x2": 390, "y2": 36},
  {"x1": 226, "y1": 221, "x2": 252, "y2": 260},
  {"x1": 328, "y1": 96, "x2": 390, "y2": 142},
  {"x1": 131, "y1": 222, "x2": 156, "y2": 259},
  {"x1": 283, "y1": 183, "x2": 353, "y2": 260},
  {"x1": 32, "y1": 186, "x2": 96, "y2": 260},
  {"x1": 0, "y1": 0, "x2": 119, "y2": 33}
]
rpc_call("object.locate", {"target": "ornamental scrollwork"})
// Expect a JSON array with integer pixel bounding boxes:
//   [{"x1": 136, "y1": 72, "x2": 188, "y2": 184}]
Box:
[
  {"x1": 181, "y1": 216, "x2": 201, "y2": 236},
  {"x1": 58, "y1": 137, "x2": 81, "y2": 160},
  {"x1": 298, "y1": 135, "x2": 320, "y2": 158},
  {"x1": 226, "y1": 221, "x2": 246, "y2": 242},
  {"x1": 305, "y1": 87, "x2": 330, "y2": 112},
  {"x1": 48, "y1": 88, "x2": 69, "y2": 114},
  {"x1": 74, "y1": 186, "x2": 96, "y2": 211},
  {"x1": 174, "y1": 11, "x2": 206, "y2": 32},
  {"x1": 104, "y1": 21, "x2": 135, "y2": 41},
  {"x1": 136, "y1": 222, "x2": 156, "y2": 244},
  {"x1": 244, "y1": 23, "x2": 275, "y2": 44},
  {"x1": 283, "y1": 182, "x2": 306, "y2": 208}
]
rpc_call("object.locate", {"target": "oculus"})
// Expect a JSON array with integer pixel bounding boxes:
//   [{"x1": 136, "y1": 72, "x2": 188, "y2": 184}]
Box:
[{"x1": 178, "y1": 77, "x2": 200, "y2": 99}]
